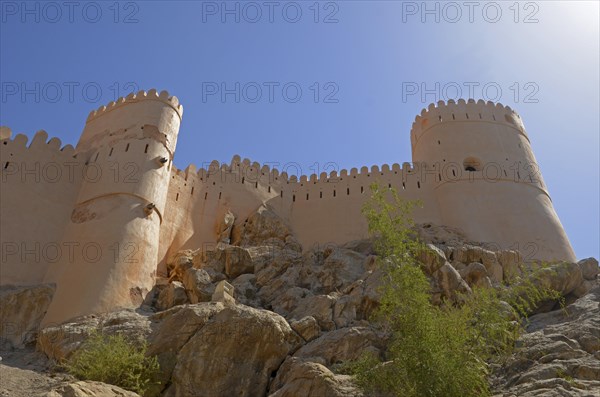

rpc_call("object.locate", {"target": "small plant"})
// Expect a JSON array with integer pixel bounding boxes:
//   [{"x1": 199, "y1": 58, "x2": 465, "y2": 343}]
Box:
[{"x1": 63, "y1": 331, "x2": 160, "y2": 397}]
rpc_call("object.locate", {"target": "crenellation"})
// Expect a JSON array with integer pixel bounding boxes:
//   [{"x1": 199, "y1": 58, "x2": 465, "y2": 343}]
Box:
[{"x1": 0, "y1": 89, "x2": 577, "y2": 326}]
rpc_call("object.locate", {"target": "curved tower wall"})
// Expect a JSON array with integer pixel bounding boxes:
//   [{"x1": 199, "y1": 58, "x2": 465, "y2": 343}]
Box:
[
  {"x1": 42, "y1": 90, "x2": 182, "y2": 325},
  {"x1": 411, "y1": 99, "x2": 575, "y2": 262}
]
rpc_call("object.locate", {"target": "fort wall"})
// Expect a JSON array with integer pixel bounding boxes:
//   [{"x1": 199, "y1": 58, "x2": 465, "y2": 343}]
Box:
[
  {"x1": 0, "y1": 129, "x2": 86, "y2": 284},
  {"x1": 0, "y1": 91, "x2": 577, "y2": 325}
]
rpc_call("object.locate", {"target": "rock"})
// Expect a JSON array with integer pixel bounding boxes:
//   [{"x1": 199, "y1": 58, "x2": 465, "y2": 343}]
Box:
[
  {"x1": 211, "y1": 280, "x2": 235, "y2": 304},
  {"x1": 268, "y1": 357, "x2": 363, "y2": 397},
  {"x1": 232, "y1": 204, "x2": 294, "y2": 247},
  {"x1": 491, "y1": 287, "x2": 600, "y2": 396},
  {"x1": 532, "y1": 262, "x2": 584, "y2": 297},
  {"x1": 147, "y1": 303, "x2": 225, "y2": 389},
  {"x1": 289, "y1": 316, "x2": 320, "y2": 342},
  {"x1": 37, "y1": 309, "x2": 153, "y2": 362},
  {"x1": 181, "y1": 268, "x2": 214, "y2": 303},
  {"x1": 156, "y1": 281, "x2": 188, "y2": 311},
  {"x1": 294, "y1": 326, "x2": 383, "y2": 367},
  {"x1": 45, "y1": 380, "x2": 141, "y2": 396},
  {"x1": 289, "y1": 294, "x2": 336, "y2": 331},
  {"x1": 222, "y1": 245, "x2": 254, "y2": 278},
  {"x1": 459, "y1": 262, "x2": 492, "y2": 288},
  {"x1": 315, "y1": 248, "x2": 368, "y2": 294},
  {"x1": 0, "y1": 284, "x2": 55, "y2": 348},
  {"x1": 434, "y1": 262, "x2": 471, "y2": 302},
  {"x1": 218, "y1": 210, "x2": 235, "y2": 244},
  {"x1": 231, "y1": 274, "x2": 260, "y2": 307},
  {"x1": 167, "y1": 305, "x2": 302, "y2": 397},
  {"x1": 450, "y1": 245, "x2": 503, "y2": 283},
  {"x1": 578, "y1": 258, "x2": 599, "y2": 281},
  {"x1": 340, "y1": 239, "x2": 374, "y2": 256},
  {"x1": 166, "y1": 249, "x2": 198, "y2": 282},
  {"x1": 497, "y1": 250, "x2": 522, "y2": 280},
  {"x1": 418, "y1": 244, "x2": 447, "y2": 275}
]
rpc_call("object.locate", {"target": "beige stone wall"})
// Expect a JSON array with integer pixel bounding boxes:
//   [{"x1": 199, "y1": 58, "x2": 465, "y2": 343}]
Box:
[
  {"x1": 0, "y1": 130, "x2": 85, "y2": 285},
  {"x1": 0, "y1": 92, "x2": 577, "y2": 325}
]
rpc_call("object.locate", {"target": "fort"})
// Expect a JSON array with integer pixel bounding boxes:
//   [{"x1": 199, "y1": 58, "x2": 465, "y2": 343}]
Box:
[{"x1": 0, "y1": 89, "x2": 576, "y2": 326}]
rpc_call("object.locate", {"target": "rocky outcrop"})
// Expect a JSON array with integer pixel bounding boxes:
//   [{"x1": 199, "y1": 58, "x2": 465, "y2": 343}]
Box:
[
  {"x1": 166, "y1": 305, "x2": 302, "y2": 397},
  {"x1": 0, "y1": 284, "x2": 55, "y2": 348},
  {"x1": 45, "y1": 381, "x2": 141, "y2": 397},
  {"x1": 3, "y1": 205, "x2": 596, "y2": 397},
  {"x1": 491, "y1": 287, "x2": 600, "y2": 397},
  {"x1": 268, "y1": 357, "x2": 363, "y2": 397},
  {"x1": 37, "y1": 309, "x2": 154, "y2": 362}
]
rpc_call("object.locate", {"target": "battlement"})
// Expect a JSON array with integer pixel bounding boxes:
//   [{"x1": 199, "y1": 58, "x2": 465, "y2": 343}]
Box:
[
  {"x1": 410, "y1": 99, "x2": 527, "y2": 149},
  {"x1": 1, "y1": 128, "x2": 79, "y2": 160},
  {"x1": 86, "y1": 89, "x2": 183, "y2": 123}
]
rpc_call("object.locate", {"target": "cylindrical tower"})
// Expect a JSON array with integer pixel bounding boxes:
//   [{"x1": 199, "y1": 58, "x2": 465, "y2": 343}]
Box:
[
  {"x1": 43, "y1": 89, "x2": 183, "y2": 325},
  {"x1": 411, "y1": 99, "x2": 575, "y2": 262}
]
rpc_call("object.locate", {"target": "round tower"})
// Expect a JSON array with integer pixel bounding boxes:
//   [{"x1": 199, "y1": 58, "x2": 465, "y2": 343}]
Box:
[
  {"x1": 411, "y1": 99, "x2": 575, "y2": 262},
  {"x1": 43, "y1": 89, "x2": 183, "y2": 325}
]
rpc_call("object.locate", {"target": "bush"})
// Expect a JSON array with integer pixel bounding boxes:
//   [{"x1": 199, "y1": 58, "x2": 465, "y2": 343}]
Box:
[
  {"x1": 63, "y1": 331, "x2": 160, "y2": 396},
  {"x1": 344, "y1": 184, "x2": 559, "y2": 397}
]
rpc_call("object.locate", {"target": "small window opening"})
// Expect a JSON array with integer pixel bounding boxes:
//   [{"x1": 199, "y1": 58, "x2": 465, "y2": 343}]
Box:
[
  {"x1": 109, "y1": 148, "x2": 114, "y2": 156},
  {"x1": 360, "y1": 186, "x2": 364, "y2": 194},
  {"x1": 417, "y1": 181, "x2": 421, "y2": 188},
  {"x1": 293, "y1": 195, "x2": 296, "y2": 202},
  {"x1": 204, "y1": 192, "x2": 208, "y2": 200},
  {"x1": 191, "y1": 187, "x2": 194, "y2": 195},
  {"x1": 219, "y1": 192, "x2": 222, "y2": 199},
  {"x1": 306, "y1": 193, "x2": 309, "y2": 200},
  {"x1": 333, "y1": 190, "x2": 336, "y2": 197},
  {"x1": 175, "y1": 193, "x2": 179, "y2": 201},
  {"x1": 144, "y1": 144, "x2": 148, "y2": 153},
  {"x1": 125, "y1": 143, "x2": 129, "y2": 152},
  {"x1": 320, "y1": 192, "x2": 323, "y2": 198}
]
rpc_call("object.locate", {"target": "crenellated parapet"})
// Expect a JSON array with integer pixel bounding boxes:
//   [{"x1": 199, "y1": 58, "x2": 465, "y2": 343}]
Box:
[
  {"x1": 410, "y1": 99, "x2": 527, "y2": 150},
  {"x1": 86, "y1": 89, "x2": 183, "y2": 123}
]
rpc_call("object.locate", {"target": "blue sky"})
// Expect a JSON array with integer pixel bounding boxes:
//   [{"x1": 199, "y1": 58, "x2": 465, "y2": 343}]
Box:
[{"x1": 1, "y1": 1, "x2": 598, "y2": 259}]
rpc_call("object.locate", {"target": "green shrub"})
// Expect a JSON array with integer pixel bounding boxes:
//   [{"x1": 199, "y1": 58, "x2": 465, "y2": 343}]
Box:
[
  {"x1": 64, "y1": 331, "x2": 160, "y2": 396},
  {"x1": 344, "y1": 183, "x2": 560, "y2": 397}
]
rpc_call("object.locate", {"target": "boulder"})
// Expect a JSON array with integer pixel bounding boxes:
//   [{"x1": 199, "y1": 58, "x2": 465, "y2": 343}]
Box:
[
  {"x1": 294, "y1": 326, "x2": 383, "y2": 367},
  {"x1": 434, "y1": 262, "x2": 471, "y2": 302},
  {"x1": 37, "y1": 309, "x2": 153, "y2": 362},
  {"x1": 222, "y1": 245, "x2": 254, "y2": 278},
  {"x1": 156, "y1": 281, "x2": 188, "y2": 311},
  {"x1": 0, "y1": 284, "x2": 55, "y2": 348},
  {"x1": 231, "y1": 204, "x2": 295, "y2": 247},
  {"x1": 45, "y1": 381, "x2": 140, "y2": 397},
  {"x1": 268, "y1": 357, "x2": 363, "y2": 397},
  {"x1": 167, "y1": 305, "x2": 302, "y2": 397},
  {"x1": 147, "y1": 303, "x2": 225, "y2": 389},
  {"x1": 231, "y1": 274, "x2": 261, "y2": 307},
  {"x1": 578, "y1": 258, "x2": 599, "y2": 281},
  {"x1": 459, "y1": 262, "x2": 492, "y2": 288},
  {"x1": 181, "y1": 268, "x2": 214, "y2": 303},
  {"x1": 417, "y1": 244, "x2": 447, "y2": 275},
  {"x1": 450, "y1": 245, "x2": 503, "y2": 283},
  {"x1": 289, "y1": 294, "x2": 337, "y2": 331},
  {"x1": 289, "y1": 316, "x2": 320, "y2": 342}
]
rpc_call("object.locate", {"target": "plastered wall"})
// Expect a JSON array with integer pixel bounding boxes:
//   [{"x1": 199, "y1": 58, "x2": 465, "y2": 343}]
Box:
[{"x1": 0, "y1": 92, "x2": 577, "y2": 325}]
